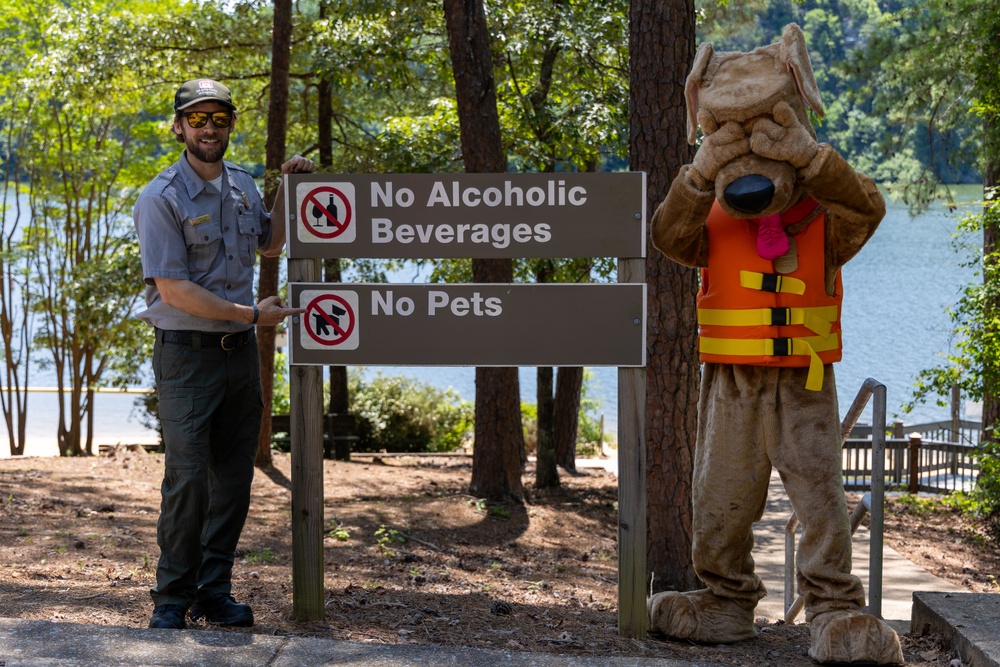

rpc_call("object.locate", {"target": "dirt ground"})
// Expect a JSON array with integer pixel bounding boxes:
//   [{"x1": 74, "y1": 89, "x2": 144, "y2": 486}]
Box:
[{"x1": 0, "y1": 447, "x2": 997, "y2": 666}]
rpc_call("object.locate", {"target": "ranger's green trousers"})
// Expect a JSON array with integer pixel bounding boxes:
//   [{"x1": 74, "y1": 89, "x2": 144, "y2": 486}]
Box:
[{"x1": 150, "y1": 330, "x2": 262, "y2": 608}]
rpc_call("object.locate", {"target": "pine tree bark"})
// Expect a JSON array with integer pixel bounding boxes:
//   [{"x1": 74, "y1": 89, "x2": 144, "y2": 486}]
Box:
[
  {"x1": 324, "y1": 261, "x2": 348, "y2": 414},
  {"x1": 317, "y1": 0, "x2": 350, "y2": 417},
  {"x1": 535, "y1": 365, "x2": 559, "y2": 488},
  {"x1": 535, "y1": 261, "x2": 559, "y2": 489},
  {"x1": 255, "y1": 0, "x2": 293, "y2": 469},
  {"x1": 629, "y1": 0, "x2": 701, "y2": 593},
  {"x1": 443, "y1": 0, "x2": 525, "y2": 503},
  {"x1": 554, "y1": 366, "x2": 583, "y2": 472}
]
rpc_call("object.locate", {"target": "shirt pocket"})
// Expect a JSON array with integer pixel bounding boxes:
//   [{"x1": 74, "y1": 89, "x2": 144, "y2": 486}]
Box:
[
  {"x1": 237, "y1": 208, "x2": 261, "y2": 266},
  {"x1": 182, "y1": 218, "x2": 223, "y2": 273}
]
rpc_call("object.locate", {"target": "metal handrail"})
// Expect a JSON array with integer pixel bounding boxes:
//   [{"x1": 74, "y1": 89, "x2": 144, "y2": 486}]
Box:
[{"x1": 784, "y1": 377, "x2": 886, "y2": 622}]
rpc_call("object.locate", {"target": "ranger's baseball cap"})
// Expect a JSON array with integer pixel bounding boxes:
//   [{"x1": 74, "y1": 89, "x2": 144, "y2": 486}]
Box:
[{"x1": 174, "y1": 79, "x2": 237, "y2": 111}]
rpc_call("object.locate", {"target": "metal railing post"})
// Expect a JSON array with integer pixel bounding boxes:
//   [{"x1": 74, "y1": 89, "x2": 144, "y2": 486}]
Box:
[
  {"x1": 784, "y1": 514, "x2": 799, "y2": 622},
  {"x1": 869, "y1": 381, "x2": 887, "y2": 620}
]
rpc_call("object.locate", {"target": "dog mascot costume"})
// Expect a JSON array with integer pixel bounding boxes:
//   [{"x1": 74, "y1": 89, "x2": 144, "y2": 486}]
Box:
[{"x1": 648, "y1": 24, "x2": 904, "y2": 665}]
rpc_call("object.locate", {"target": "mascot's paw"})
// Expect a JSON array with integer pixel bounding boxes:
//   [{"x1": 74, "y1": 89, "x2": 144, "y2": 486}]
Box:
[
  {"x1": 808, "y1": 610, "x2": 904, "y2": 665},
  {"x1": 647, "y1": 589, "x2": 756, "y2": 643}
]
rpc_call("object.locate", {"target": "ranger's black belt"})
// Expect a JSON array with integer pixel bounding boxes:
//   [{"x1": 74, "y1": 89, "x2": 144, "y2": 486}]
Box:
[{"x1": 158, "y1": 328, "x2": 255, "y2": 351}]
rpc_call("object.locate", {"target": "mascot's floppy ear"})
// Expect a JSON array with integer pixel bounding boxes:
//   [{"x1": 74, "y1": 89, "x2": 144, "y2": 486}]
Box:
[
  {"x1": 779, "y1": 23, "x2": 825, "y2": 118},
  {"x1": 684, "y1": 42, "x2": 715, "y2": 145}
]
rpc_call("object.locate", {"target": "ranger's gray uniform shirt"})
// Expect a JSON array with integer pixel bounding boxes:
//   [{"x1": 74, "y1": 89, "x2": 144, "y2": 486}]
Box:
[{"x1": 133, "y1": 152, "x2": 272, "y2": 333}]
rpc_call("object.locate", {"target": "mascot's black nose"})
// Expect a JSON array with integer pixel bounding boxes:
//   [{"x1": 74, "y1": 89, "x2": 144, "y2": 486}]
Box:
[{"x1": 723, "y1": 175, "x2": 775, "y2": 214}]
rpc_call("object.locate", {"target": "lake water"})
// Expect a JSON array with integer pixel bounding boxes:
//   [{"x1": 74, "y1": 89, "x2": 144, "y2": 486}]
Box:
[{"x1": 1, "y1": 188, "x2": 983, "y2": 457}]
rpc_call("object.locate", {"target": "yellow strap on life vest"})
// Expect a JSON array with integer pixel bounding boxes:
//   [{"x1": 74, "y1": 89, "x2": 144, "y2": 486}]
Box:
[
  {"x1": 697, "y1": 305, "x2": 837, "y2": 337},
  {"x1": 699, "y1": 334, "x2": 840, "y2": 391},
  {"x1": 739, "y1": 270, "x2": 806, "y2": 295}
]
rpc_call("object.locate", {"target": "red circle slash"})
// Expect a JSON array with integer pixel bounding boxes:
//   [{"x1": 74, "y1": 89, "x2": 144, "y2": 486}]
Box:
[
  {"x1": 304, "y1": 294, "x2": 355, "y2": 346},
  {"x1": 301, "y1": 186, "x2": 353, "y2": 239}
]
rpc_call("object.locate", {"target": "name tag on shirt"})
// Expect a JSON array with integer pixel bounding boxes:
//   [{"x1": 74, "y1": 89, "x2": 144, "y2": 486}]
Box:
[{"x1": 190, "y1": 214, "x2": 212, "y2": 226}]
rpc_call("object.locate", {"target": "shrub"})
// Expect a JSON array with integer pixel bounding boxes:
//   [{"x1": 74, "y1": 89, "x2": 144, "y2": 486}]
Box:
[
  {"x1": 971, "y1": 436, "x2": 1000, "y2": 522},
  {"x1": 521, "y1": 402, "x2": 538, "y2": 452},
  {"x1": 348, "y1": 371, "x2": 473, "y2": 453},
  {"x1": 905, "y1": 194, "x2": 1000, "y2": 523},
  {"x1": 271, "y1": 352, "x2": 290, "y2": 415}
]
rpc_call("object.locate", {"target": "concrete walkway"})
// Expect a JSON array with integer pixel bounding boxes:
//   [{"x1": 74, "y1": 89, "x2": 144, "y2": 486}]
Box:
[
  {"x1": 0, "y1": 617, "x2": 722, "y2": 667},
  {"x1": 0, "y1": 461, "x2": 992, "y2": 666},
  {"x1": 751, "y1": 470, "x2": 965, "y2": 631}
]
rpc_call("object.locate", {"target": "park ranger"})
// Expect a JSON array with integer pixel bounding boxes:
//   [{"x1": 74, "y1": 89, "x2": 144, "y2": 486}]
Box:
[{"x1": 133, "y1": 78, "x2": 315, "y2": 630}]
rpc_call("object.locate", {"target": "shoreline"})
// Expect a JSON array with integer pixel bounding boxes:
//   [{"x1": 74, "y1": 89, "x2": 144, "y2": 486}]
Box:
[{"x1": 0, "y1": 434, "x2": 160, "y2": 459}]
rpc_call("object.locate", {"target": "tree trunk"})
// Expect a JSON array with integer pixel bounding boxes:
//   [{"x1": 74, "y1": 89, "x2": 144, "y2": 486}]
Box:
[
  {"x1": 317, "y1": 37, "x2": 350, "y2": 418},
  {"x1": 317, "y1": 0, "x2": 334, "y2": 171},
  {"x1": 443, "y1": 0, "x2": 524, "y2": 503},
  {"x1": 469, "y1": 260, "x2": 524, "y2": 503},
  {"x1": 256, "y1": 0, "x2": 293, "y2": 469},
  {"x1": 629, "y1": 0, "x2": 701, "y2": 593},
  {"x1": 324, "y1": 259, "x2": 349, "y2": 414},
  {"x1": 534, "y1": 260, "x2": 558, "y2": 489},
  {"x1": 535, "y1": 365, "x2": 559, "y2": 489},
  {"x1": 0, "y1": 154, "x2": 30, "y2": 457},
  {"x1": 554, "y1": 366, "x2": 583, "y2": 472}
]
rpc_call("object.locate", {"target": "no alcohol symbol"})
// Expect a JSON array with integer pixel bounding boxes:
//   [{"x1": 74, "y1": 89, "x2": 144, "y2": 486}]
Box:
[{"x1": 301, "y1": 185, "x2": 354, "y2": 240}]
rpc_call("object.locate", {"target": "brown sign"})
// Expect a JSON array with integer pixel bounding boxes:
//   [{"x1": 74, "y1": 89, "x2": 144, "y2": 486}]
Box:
[
  {"x1": 288, "y1": 283, "x2": 646, "y2": 367},
  {"x1": 285, "y1": 172, "x2": 646, "y2": 259}
]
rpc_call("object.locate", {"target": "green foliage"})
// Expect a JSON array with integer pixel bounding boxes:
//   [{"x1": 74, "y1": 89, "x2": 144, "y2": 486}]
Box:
[
  {"x1": 244, "y1": 547, "x2": 276, "y2": 564},
  {"x1": 303, "y1": 0, "x2": 455, "y2": 175},
  {"x1": 576, "y1": 371, "x2": 609, "y2": 453},
  {"x1": 271, "y1": 352, "x2": 291, "y2": 415},
  {"x1": 467, "y1": 497, "x2": 488, "y2": 512},
  {"x1": 906, "y1": 195, "x2": 999, "y2": 408},
  {"x1": 850, "y1": 0, "x2": 998, "y2": 208},
  {"x1": 905, "y1": 192, "x2": 1000, "y2": 517},
  {"x1": 969, "y1": 437, "x2": 1000, "y2": 519},
  {"x1": 520, "y1": 401, "x2": 538, "y2": 445},
  {"x1": 491, "y1": 0, "x2": 629, "y2": 173},
  {"x1": 374, "y1": 524, "x2": 406, "y2": 556},
  {"x1": 883, "y1": 0, "x2": 1000, "y2": 519},
  {"x1": 348, "y1": 370, "x2": 473, "y2": 453},
  {"x1": 898, "y1": 483, "x2": 998, "y2": 531},
  {"x1": 1, "y1": 0, "x2": 169, "y2": 454},
  {"x1": 467, "y1": 497, "x2": 511, "y2": 519},
  {"x1": 487, "y1": 504, "x2": 511, "y2": 519},
  {"x1": 893, "y1": 492, "x2": 938, "y2": 518},
  {"x1": 326, "y1": 519, "x2": 350, "y2": 541}
]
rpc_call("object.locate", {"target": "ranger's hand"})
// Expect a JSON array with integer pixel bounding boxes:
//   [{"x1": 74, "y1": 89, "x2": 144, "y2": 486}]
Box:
[
  {"x1": 255, "y1": 295, "x2": 306, "y2": 327},
  {"x1": 280, "y1": 155, "x2": 317, "y2": 175}
]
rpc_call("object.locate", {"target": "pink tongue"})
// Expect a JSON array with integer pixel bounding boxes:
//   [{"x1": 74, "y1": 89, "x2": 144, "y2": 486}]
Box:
[{"x1": 755, "y1": 214, "x2": 789, "y2": 259}]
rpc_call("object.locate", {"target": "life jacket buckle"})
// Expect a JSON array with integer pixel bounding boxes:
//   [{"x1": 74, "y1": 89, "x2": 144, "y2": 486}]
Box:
[
  {"x1": 760, "y1": 273, "x2": 780, "y2": 292},
  {"x1": 771, "y1": 337, "x2": 793, "y2": 356}
]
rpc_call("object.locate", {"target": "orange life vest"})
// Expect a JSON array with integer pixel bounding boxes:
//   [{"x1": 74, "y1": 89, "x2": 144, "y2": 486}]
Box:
[{"x1": 697, "y1": 197, "x2": 843, "y2": 391}]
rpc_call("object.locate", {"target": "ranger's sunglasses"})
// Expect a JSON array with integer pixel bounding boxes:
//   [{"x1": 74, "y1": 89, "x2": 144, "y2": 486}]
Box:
[{"x1": 181, "y1": 111, "x2": 234, "y2": 129}]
